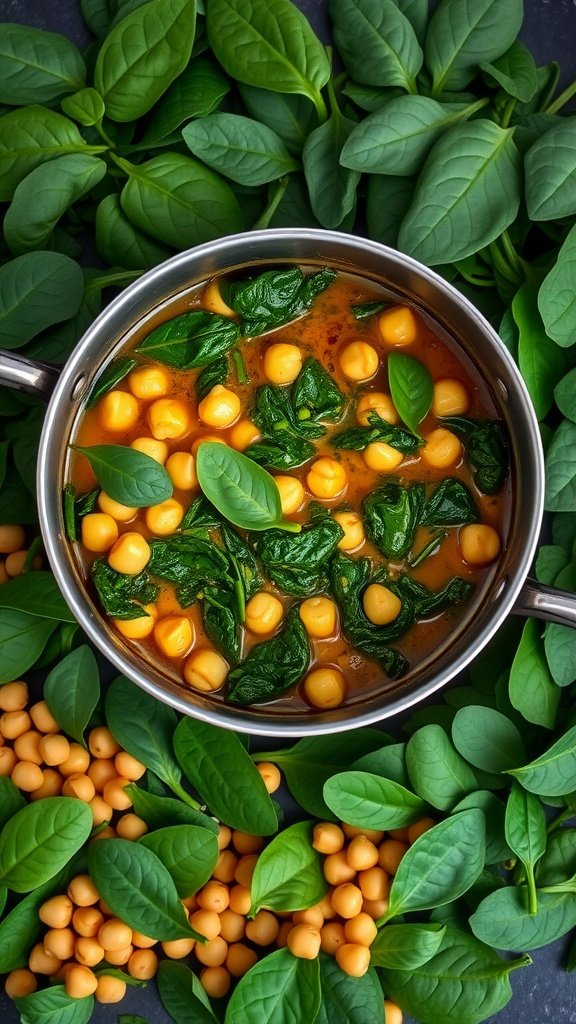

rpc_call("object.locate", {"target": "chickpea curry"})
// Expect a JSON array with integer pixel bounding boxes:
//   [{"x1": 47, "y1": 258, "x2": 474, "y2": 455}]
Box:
[{"x1": 65, "y1": 264, "x2": 509, "y2": 712}]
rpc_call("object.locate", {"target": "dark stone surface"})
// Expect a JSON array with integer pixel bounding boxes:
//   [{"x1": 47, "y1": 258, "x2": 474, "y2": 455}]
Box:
[{"x1": 0, "y1": 2, "x2": 575, "y2": 1022}]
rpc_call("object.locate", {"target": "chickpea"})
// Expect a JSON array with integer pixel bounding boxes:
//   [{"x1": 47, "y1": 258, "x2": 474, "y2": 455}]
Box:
[
  {"x1": 432, "y1": 377, "x2": 469, "y2": 417},
  {"x1": 103, "y1": 776, "x2": 133, "y2": 811},
  {"x1": 44, "y1": 927, "x2": 75, "y2": 961},
  {"x1": 1, "y1": 709, "x2": 31, "y2": 740},
  {"x1": 271, "y1": 474, "x2": 305, "y2": 517},
  {"x1": 6, "y1": 550, "x2": 41, "y2": 577},
  {"x1": 407, "y1": 816, "x2": 436, "y2": 844},
  {"x1": 89, "y1": 726, "x2": 120, "y2": 759},
  {"x1": 218, "y1": 825, "x2": 232, "y2": 850},
  {"x1": 320, "y1": 921, "x2": 346, "y2": 955},
  {"x1": 131, "y1": 436, "x2": 168, "y2": 464},
  {"x1": 73, "y1": 907, "x2": 104, "y2": 938},
  {"x1": 218, "y1": 909, "x2": 245, "y2": 942},
  {"x1": 128, "y1": 948, "x2": 158, "y2": 980},
  {"x1": 28, "y1": 943, "x2": 62, "y2": 976},
  {"x1": 14, "y1": 729, "x2": 42, "y2": 764},
  {"x1": 108, "y1": 533, "x2": 151, "y2": 576},
  {"x1": 339, "y1": 341, "x2": 379, "y2": 382},
  {"x1": 299, "y1": 596, "x2": 338, "y2": 639},
  {"x1": 323, "y1": 851, "x2": 356, "y2": 886},
  {"x1": 98, "y1": 391, "x2": 139, "y2": 432},
  {"x1": 245, "y1": 591, "x2": 284, "y2": 636},
  {"x1": 29, "y1": 768, "x2": 62, "y2": 800},
  {"x1": 0, "y1": 680, "x2": 28, "y2": 711},
  {"x1": 335, "y1": 942, "x2": 371, "y2": 977},
  {"x1": 12, "y1": 760, "x2": 43, "y2": 792},
  {"x1": 75, "y1": 936, "x2": 105, "y2": 967},
  {"x1": 199, "y1": 385, "x2": 241, "y2": 429},
  {"x1": 292, "y1": 906, "x2": 324, "y2": 929},
  {"x1": 384, "y1": 1000, "x2": 404, "y2": 1024},
  {"x1": 116, "y1": 813, "x2": 148, "y2": 840},
  {"x1": 276, "y1": 921, "x2": 294, "y2": 948},
  {"x1": 148, "y1": 398, "x2": 192, "y2": 440},
  {"x1": 153, "y1": 614, "x2": 194, "y2": 660},
  {"x1": 234, "y1": 854, "x2": 258, "y2": 889},
  {"x1": 303, "y1": 666, "x2": 346, "y2": 709},
  {"x1": 313, "y1": 822, "x2": 345, "y2": 855},
  {"x1": 4, "y1": 968, "x2": 37, "y2": 998},
  {"x1": 197, "y1": 880, "x2": 230, "y2": 914},
  {"x1": 256, "y1": 761, "x2": 281, "y2": 794},
  {"x1": 226, "y1": 942, "x2": 258, "y2": 977},
  {"x1": 112, "y1": 752, "x2": 144, "y2": 782},
  {"x1": 378, "y1": 305, "x2": 418, "y2": 347},
  {"x1": 306, "y1": 457, "x2": 347, "y2": 499},
  {"x1": 128, "y1": 364, "x2": 170, "y2": 400},
  {"x1": 200, "y1": 965, "x2": 231, "y2": 999},
  {"x1": 39, "y1": 895, "x2": 74, "y2": 929},
  {"x1": 379, "y1": 839, "x2": 408, "y2": 874},
  {"x1": 0, "y1": 747, "x2": 16, "y2": 777},
  {"x1": 318, "y1": 892, "x2": 336, "y2": 919},
  {"x1": 344, "y1": 912, "x2": 377, "y2": 947},
  {"x1": 342, "y1": 825, "x2": 384, "y2": 843},
  {"x1": 114, "y1": 603, "x2": 157, "y2": 639},
  {"x1": 68, "y1": 874, "x2": 100, "y2": 907},
  {"x1": 212, "y1": 850, "x2": 238, "y2": 884},
  {"x1": 166, "y1": 451, "x2": 197, "y2": 491},
  {"x1": 131, "y1": 930, "x2": 157, "y2": 949},
  {"x1": 0, "y1": 560, "x2": 8, "y2": 583},
  {"x1": 39, "y1": 733, "x2": 70, "y2": 766},
  {"x1": 245, "y1": 910, "x2": 280, "y2": 947},
  {"x1": 347, "y1": 835, "x2": 379, "y2": 871},
  {"x1": 287, "y1": 923, "x2": 321, "y2": 959},
  {"x1": 98, "y1": 918, "x2": 133, "y2": 953},
  {"x1": 184, "y1": 648, "x2": 228, "y2": 692},
  {"x1": 65, "y1": 965, "x2": 98, "y2": 999},
  {"x1": 356, "y1": 391, "x2": 399, "y2": 426},
  {"x1": 229, "y1": 418, "x2": 261, "y2": 451},
  {"x1": 358, "y1": 866, "x2": 390, "y2": 902},
  {"x1": 195, "y1": 935, "x2": 228, "y2": 967},
  {"x1": 81, "y1": 513, "x2": 118, "y2": 553},
  {"x1": 264, "y1": 343, "x2": 302, "y2": 385},
  {"x1": 95, "y1": 974, "x2": 126, "y2": 1004},
  {"x1": 421, "y1": 428, "x2": 462, "y2": 469},
  {"x1": 363, "y1": 583, "x2": 402, "y2": 626},
  {"x1": 228, "y1": 885, "x2": 251, "y2": 916},
  {"x1": 90, "y1": 825, "x2": 116, "y2": 842},
  {"x1": 331, "y1": 883, "x2": 363, "y2": 919},
  {"x1": 233, "y1": 831, "x2": 265, "y2": 855},
  {"x1": 0, "y1": 524, "x2": 25, "y2": 554},
  {"x1": 459, "y1": 523, "x2": 501, "y2": 566},
  {"x1": 62, "y1": 773, "x2": 96, "y2": 803},
  {"x1": 60, "y1": 743, "x2": 91, "y2": 776},
  {"x1": 145, "y1": 498, "x2": 184, "y2": 537},
  {"x1": 29, "y1": 700, "x2": 59, "y2": 734},
  {"x1": 161, "y1": 938, "x2": 195, "y2": 959},
  {"x1": 363, "y1": 441, "x2": 404, "y2": 472},
  {"x1": 190, "y1": 909, "x2": 221, "y2": 941},
  {"x1": 97, "y1": 492, "x2": 137, "y2": 523},
  {"x1": 362, "y1": 897, "x2": 389, "y2": 919},
  {"x1": 333, "y1": 511, "x2": 365, "y2": 551}
]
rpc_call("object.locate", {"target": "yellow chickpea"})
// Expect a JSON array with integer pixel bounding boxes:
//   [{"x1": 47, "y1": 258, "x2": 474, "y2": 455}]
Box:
[
  {"x1": 287, "y1": 923, "x2": 321, "y2": 959},
  {"x1": 161, "y1": 938, "x2": 195, "y2": 959},
  {"x1": 264, "y1": 343, "x2": 302, "y2": 385},
  {"x1": 44, "y1": 927, "x2": 76, "y2": 961},
  {"x1": 362, "y1": 583, "x2": 402, "y2": 626},
  {"x1": 274, "y1": 475, "x2": 305, "y2": 515},
  {"x1": 81, "y1": 513, "x2": 118, "y2": 553},
  {"x1": 333, "y1": 511, "x2": 365, "y2": 551},
  {"x1": 65, "y1": 965, "x2": 98, "y2": 999},
  {"x1": 14, "y1": 729, "x2": 43, "y2": 765},
  {"x1": 1, "y1": 709, "x2": 31, "y2": 740},
  {"x1": 68, "y1": 874, "x2": 100, "y2": 907},
  {"x1": 339, "y1": 341, "x2": 379, "y2": 383},
  {"x1": 379, "y1": 839, "x2": 409, "y2": 874},
  {"x1": 313, "y1": 822, "x2": 345, "y2": 855},
  {"x1": 0, "y1": 680, "x2": 28, "y2": 711},
  {"x1": 4, "y1": 968, "x2": 37, "y2": 997},
  {"x1": 303, "y1": 666, "x2": 346, "y2": 709},
  {"x1": 89, "y1": 727, "x2": 120, "y2": 759},
  {"x1": 114, "y1": 603, "x2": 157, "y2": 639},
  {"x1": 378, "y1": 305, "x2": 418, "y2": 347},
  {"x1": 28, "y1": 943, "x2": 62, "y2": 976},
  {"x1": 197, "y1": 880, "x2": 230, "y2": 914},
  {"x1": 306, "y1": 457, "x2": 347, "y2": 499},
  {"x1": 218, "y1": 824, "x2": 232, "y2": 850},
  {"x1": 218, "y1": 909, "x2": 245, "y2": 942},
  {"x1": 347, "y1": 835, "x2": 379, "y2": 871},
  {"x1": 226, "y1": 942, "x2": 258, "y2": 977},
  {"x1": 190, "y1": 909, "x2": 221, "y2": 941},
  {"x1": 320, "y1": 921, "x2": 346, "y2": 955},
  {"x1": 211, "y1": 850, "x2": 238, "y2": 886},
  {"x1": 39, "y1": 895, "x2": 74, "y2": 929},
  {"x1": 229, "y1": 418, "x2": 261, "y2": 451},
  {"x1": 75, "y1": 937, "x2": 105, "y2": 967},
  {"x1": 39, "y1": 733, "x2": 70, "y2": 766},
  {"x1": 29, "y1": 768, "x2": 62, "y2": 800},
  {"x1": 131, "y1": 930, "x2": 157, "y2": 949},
  {"x1": 131, "y1": 436, "x2": 169, "y2": 464},
  {"x1": 191, "y1": 434, "x2": 228, "y2": 456},
  {"x1": 432, "y1": 378, "x2": 470, "y2": 417},
  {"x1": 98, "y1": 918, "x2": 133, "y2": 953},
  {"x1": 356, "y1": 391, "x2": 399, "y2": 426},
  {"x1": 202, "y1": 278, "x2": 236, "y2": 317},
  {"x1": 61, "y1": 771, "x2": 96, "y2": 802},
  {"x1": 95, "y1": 974, "x2": 126, "y2": 1004},
  {"x1": 0, "y1": 560, "x2": 8, "y2": 583},
  {"x1": 108, "y1": 532, "x2": 151, "y2": 576},
  {"x1": 198, "y1": 385, "x2": 241, "y2": 428},
  {"x1": 292, "y1": 906, "x2": 324, "y2": 929},
  {"x1": 299, "y1": 596, "x2": 337, "y2": 639},
  {"x1": 336, "y1": 942, "x2": 371, "y2": 977},
  {"x1": 12, "y1": 761, "x2": 44, "y2": 792},
  {"x1": 98, "y1": 391, "x2": 139, "y2": 432},
  {"x1": 0, "y1": 524, "x2": 25, "y2": 554},
  {"x1": 459, "y1": 523, "x2": 501, "y2": 566},
  {"x1": 407, "y1": 817, "x2": 436, "y2": 844},
  {"x1": 384, "y1": 1000, "x2": 404, "y2": 1024},
  {"x1": 88, "y1": 794, "x2": 112, "y2": 826},
  {"x1": 114, "y1": 751, "x2": 146, "y2": 781},
  {"x1": 200, "y1": 965, "x2": 231, "y2": 999},
  {"x1": 166, "y1": 451, "x2": 197, "y2": 491},
  {"x1": 232, "y1": 832, "x2": 264, "y2": 855},
  {"x1": 421, "y1": 428, "x2": 462, "y2": 469},
  {"x1": 116, "y1": 813, "x2": 149, "y2": 840},
  {"x1": 59, "y1": 742, "x2": 91, "y2": 777},
  {"x1": 234, "y1": 854, "x2": 258, "y2": 888},
  {"x1": 128, "y1": 364, "x2": 170, "y2": 400},
  {"x1": 103, "y1": 776, "x2": 133, "y2": 811},
  {"x1": 363, "y1": 896, "x2": 389, "y2": 918},
  {"x1": 184, "y1": 648, "x2": 228, "y2": 692},
  {"x1": 145, "y1": 498, "x2": 184, "y2": 536},
  {"x1": 0, "y1": 747, "x2": 17, "y2": 776},
  {"x1": 323, "y1": 851, "x2": 357, "y2": 886},
  {"x1": 228, "y1": 885, "x2": 251, "y2": 916},
  {"x1": 73, "y1": 907, "x2": 104, "y2": 938},
  {"x1": 358, "y1": 866, "x2": 390, "y2": 901},
  {"x1": 344, "y1": 912, "x2": 377, "y2": 947},
  {"x1": 331, "y1": 883, "x2": 363, "y2": 919},
  {"x1": 256, "y1": 761, "x2": 281, "y2": 794},
  {"x1": 29, "y1": 700, "x2": 59, "y2": 734},
  {"x1": 128, "y1": 948, "x2": 158, "y2": 980},
  {"x1": 5, "y1": 550, "x2": 39, "y2": 577},
  {"x1": 245, "y1": 591, "x2": 284, "y2": 635},
  {"x1": 147, "y1": 398, "x2": 191, "y2": 440},
  {"x1": 97, "y1": 492, "x2": 137, "y2": 523},
  {"x1": 363, "y1": 441, "x2": 404, "y2": 472},
  {"x1": 245, "y1": 910, "x2": 280, "y2": 946}
]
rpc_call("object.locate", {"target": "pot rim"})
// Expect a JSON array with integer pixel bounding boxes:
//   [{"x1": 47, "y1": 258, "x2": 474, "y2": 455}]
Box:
[{"x1": 36, "y1": 228, "x2": 545, "y2": 736}]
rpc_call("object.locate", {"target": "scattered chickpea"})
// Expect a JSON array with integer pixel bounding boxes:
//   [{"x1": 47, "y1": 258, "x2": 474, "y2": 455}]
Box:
[
  {"x1": 256, "y1": 761, "x2": 281, "y2": 794},
  {"x1": 377, "y1": 306, "x2": 418, "y2": 347},
  {"x1": 287, "y1": 923, "x2": 321, "y2": 959},
  {"x1": 65, "y1": 964, "x2": 98, "y2": 999},
  {"x1": 0, "y1": 525, "x2": 26, "y2": 554},
  {"x1": 4, "y1": 969, "x2": 37, "y2": 998},
  {"x1": 263, "y1": 343, "x2": 302, "y2": 385}
]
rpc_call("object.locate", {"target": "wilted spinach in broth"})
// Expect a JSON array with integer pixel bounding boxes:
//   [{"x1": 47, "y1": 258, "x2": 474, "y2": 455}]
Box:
[{"x1": 66, "y1": 264, "x2": 509, "y2": 711}]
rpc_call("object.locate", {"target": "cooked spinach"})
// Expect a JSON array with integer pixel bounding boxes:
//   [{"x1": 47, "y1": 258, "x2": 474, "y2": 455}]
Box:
[
  {"x1": 195, "y1": 356, "x2": 228, "y2": 401},
  {"x1": 398, "y1": 575, "x2": 473, "y2": 618},
  {"x1": 180, "y1": 494, "x2": 223, "y2": 531},
  {"x1": 247, "y1": 431, "x2": 316, "y2": 471},
  {"x1": 292, "y1": 358, "x2": 345, "y2": 423},
  {"x1": 92, "y1": 559, "x2": 159, "y2": 620},
  {"x1": 421, "y1": 478, "x2": 480, "y2": 526},
  {"x1": 63, "y1": 483, "x2": 98, "y2": 542},
  {"x1": 252, "y1": 382, "x2": 326, "y2": 441},
  {"x1": 442, "y1": 417, "x2": 508, "y2": 495},
  {"x1": 136, "y1": 311, "x2": 240, "y2": 369},
  {"x1": 85, "y1": 357, "x2": 137, "y2": 408},
  {"x1": 227, "y1": 606, "x2": 310, "y2": 705},
  {"x1": 222, "y1": 266, "x2": 336, "y2": 335},
  {"x1": 332, "y1": 411, "x2": 421, "y2": 453},
  {"x1": 202, "y1": 585, "x2": 240, "y2": 663},
  {"x1": 222, "y1": 524, "x2": 261, "y2": 607},
  {"x1": 351, "y1": 300, "x2": 389, "y2": 319},
  {"x1": 363, "y1": 483, "x2": 425, "y2": 560},
  {"x1": 256, "y1": 518, "x2": 344, "y2": 597},
  {"x1": 148, "y1": 535, "x2": 232, "y2": 607}
]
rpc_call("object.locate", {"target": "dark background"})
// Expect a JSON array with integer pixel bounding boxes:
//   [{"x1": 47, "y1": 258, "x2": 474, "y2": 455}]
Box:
[{"x1": 0, "y1": 1, "x2": 576, "y2": 1022}]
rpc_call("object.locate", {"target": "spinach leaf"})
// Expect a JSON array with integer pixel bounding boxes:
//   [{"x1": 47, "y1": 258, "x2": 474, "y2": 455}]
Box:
[
  {"x1": 538, "y1": 223, "x2": 576, "y2": 348},
  {"x1": 246, "y1": 432, "x2": 315, "y2": 472},
  {"x1": 0, "y1": 24, "x2": 85, "y2": 105},
  {"x1": 158, "y1": 961, "x2": 218, "y2": 1024},
  {"x1": 537, "y1": 828, "x2": 576, "y2": 886},
  {"x1": 136, "y1": 310, "x2": 240, "y2": 369},
  {"x1": 44, "y1": 645, "x2": 100, "y2": 747},
  {"x1": 227, "y1": 606, "x2": 311, "y2": 705},
  {"x1": 545, "y1": 419, "x2": 576, "y2": 512},
  {"x1": 544, "y1": 563, "x2": 576, "y2": 686},
  {"x1": 142, "y1": 55, "x2": 230, "y2": 145},
  {"x1": 202, "y1": 585, "x2": 240, "y2": 663},
  {"x1": 196, "y1": 356, "x2": 229, "y2": 402},
  {"x1": 127, "y1": 785, "x2": 219, "y2": 835},
  {"x1": 513, "y1": 282, "x2": 566, "y2": 421},
  {"x1": 0, "y1": 570, "x2": 76, "y2": 623},
  {"x1": 139, "y1": 825, "x2": 219, "y2": 898},
  {"x1": 222, "y1": 266, "x2": 336, "y2": 335},
  {"x1": 254, "y1": 381, "x2": 327, "y2": 441},
  {"x1": 303, "y1": 100, "x2": 360, "y2": 229},
  {"x1": 352, "y1": 741, "x2": 410, "y2": 788},
  {"x1": 147, "y1": 533, "x2": 231, "y2": 606},
  {"x1": 480, "y1": 40, "x2": 539, "y2": 102},
  {"x1": 332, "y1": 411, "x2": 420, "y2": 453},
  {"x1": 351, "y1": 301, "x2": 389, "y2": 319},
  {"x1": 14, "y1": 987, "x2": 93, "y2": 1024},
  {"x1": 525, "y1": 119, "x2": 576, "y2": 221},
  {"x1": 61, "y1": 86, "x2": 106, "y2": 127},
  {"x1": 250, "y1": 821, "x2": 328, "y2": 915},
  {"x1": 451, "y1": 706, "x2": 526, "y2": 773},
  {"x1": 255, "y1": 518, "x2": 344, "y2": 597},
  {"x1": 173, "y1": 717, "x2": 278, "y2": 834},
  {"x1": 442, "y1": 416, "x2": 507, "y2": 494},
  {"x1": 105, "y1": 677, "x2": 185, "y2": 797},
  {"x1": 0, "y1": 609, "x2": 58, "y2": 684},
  {"x1": 0, "y1": 777, "x2": 25, "y2": 831},
  {"x1": 292, "y1": 358, "x2": 345, "y2": 423},
  {"x1": 0, "y1": 798, "x2": 92, "y2": 892},
  {"x1": 95, "y1": 194, "x2": 173, "y2": 271},
  {"x1": 371, "y1": 923, "x2": 446, "y2": 970},
  {"x1": 222, "y1": 524, "x2": 261, "y2": 604},
  {"x1": 452, "y1": 790, "x2": 511, "y2": 866},
  {"x1": 505, "y1": 782, "x2": 546, "y2": 914},
  {"x1": 406, "y1": 724, "x2": 477, "y2": 811},
  {"x1": 73, "y1": 444, "x2": 173, "y2": 507},
  {"x1": 180, "y1": 494, "x2": 223, "y2": 530},
  {"x1": 224, "y1": 948, "x2": 321, "y2": 1024},
  {"x1": 388, "y1": 351, "x2": 433, "y2": 437},
  {"x1": 507, "y1": 724, "x2": 576, "y2": 797},
  {"x1": 363, "y1": 482, "x2": 425, "y2": 559},
  {"x1": 470, "y1": 887, "x2": 576, "y2": 951},
  {"x1": 315, "y1": 956, "x2": 384, "y2": 1024},
  {"x1": 424, "y1": 0, "x2": 523, "y2": 94},
  {"x1": 86, "y1": 357, "x2": 137, "y2": 409},
  {"x1": 367, "y1": 173, "x2": 416, "y2": 248},
  {"x1": 238, "y1": 84, "x2": 317, "y2": 155},
  {"x1": 196, "y1": 443, "x2": 301, "y2": 533},
  {"x1": 183, "y1": 112, "x2": 298, "y2": 186},
  {"x1": 330, "y1": 0, "x2": 423, "y2": 93},
  {"x1": 323, "y1": 771, "x2": 426, "y2": 830},
  {"x1": 92, "y1": 559, "x2": 159, "y2": 620},
  {"x1": 0, "y1": 251, "x2": 84, "y2": 348},
  {"x1": 555, "y1": 367, "x2": 576, "y2": 424},
  {"x1": 421, "y1": 478, "x2": 479, "y2": 526}
]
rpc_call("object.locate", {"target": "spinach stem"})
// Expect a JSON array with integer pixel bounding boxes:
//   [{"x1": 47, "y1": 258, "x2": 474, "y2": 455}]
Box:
[
  {"x1": 545, "y1": 78, "x2": 576, "y2": 114},
  {"x1": 232, "y1": 349, "x2": 249, "y2": 385},
  {"x1": 167, "y1": 778, "x2": 202, "y2": 810},
  {"x1": 86, "y1": 269, "x2": 143, "y2": 294},
  {"x1": 546, "y1": 805, "x2": 576, "y2": 834},
  {"x1": 312, "y1": 88, "x2": 329, "y2": 123},
  {"x1": 22, "y1": 536, "x2": 43, "y2": 573},
  {"x1": 95, "y1": 120, "x2": 115, "y2": 149},
  {"x1": 409, "y1": 530, "x2": 447, "y2": 569},
  {"x1": 526, "y1": 866, "x2": 538, "y2": 915},
  {"x1": 499, "y1": 96, "x2": 518, "y2": 129},
  {"x1": 252, "y1": 175, "x2": 290, "y2": 230}
]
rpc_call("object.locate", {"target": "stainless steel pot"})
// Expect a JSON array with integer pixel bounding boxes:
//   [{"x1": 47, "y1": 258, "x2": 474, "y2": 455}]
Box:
[{"x1": 1, "y1": 228, "x2": 575, "y2": 736}]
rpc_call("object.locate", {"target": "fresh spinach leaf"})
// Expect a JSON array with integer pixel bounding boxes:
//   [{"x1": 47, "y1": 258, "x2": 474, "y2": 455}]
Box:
[
  {"x1": 158, "y1": 961, "x2": 218, "y2": 1024},
  {"x1": 303, "y1": 98, "x2": 360, "y2": 229},
  {"x1": 505, "y1": 782, "x2": 546, "y2": 914},
  {"x1": 105, "y1": 677, "x2": 185, "y2": 797},
  {"x1": 14, "y1": 987, "x2": 93, "y2": 1024},
  {"x1": 371, "y1": 923, "x2": 446, "y2": 970},
  {"x1": 95, "y1": 194, "x2": 173, "y2": 271},
  {"x1": 183, "y1": 112, "x2": 298, "y2": 185},
  {"x1": 224, "y1": 947, "x2": 321, "y2": 1024},
  {"x1": 424, "y1": 0, "x2": 523, "y2": 94},
  {"x1": 480, "y1": 40, "x2": 539, "y2": 102},
  {"x1": 0, "y1": 798, "x2": 92, "y2": 892},
  {"x1": 452, "y1": 790, "x2": 511, "y2": 865},
  {"x1": 0, "y1": 777, "x2": 25, "y2": 831},
  {"x1": 388, "y1": 351, "x2": 433, "y2": 437},
  {"x1": 196, "y1": 442, "x2": 301, "y2": 533},
  {"x1": 73, "y1": 444, "x2": 173, "y2": 507},
  {"x1": 513, "y1": 282, "x2": 566, "y2": 420},
  {"x1": 250, "y1": 821, "x2": 328, "y2": 915},
  {"x1": 0, "y1": 609, "x2": 58, "y2": 684},
  {"x1": 227, "y1": 606, "x2": 311, "y2": 705},
  {"x1": 0, "y1": 251, "x2": 84, "y2": 348},
  {"x1": 507, "y1": 724, "x2": 576, "y2": 797},
  {"x1": 0, "y1": 24, "x2": 85, "y2": 105},
  {"x1": 323, "y1": 771, "x2": 426, "y2": 830},
  {"x1": 136, "y1": 310, "x2": 239, "y2": 369},
  {"x1": 92, "y1": 559, "x2": 159, "y2": 620},
  {"x1": 525, "y1": 119, "x2": 576, "y2": 221},
  {"x1": 142, "y1": 55, "x2": 230, "y2": 145},
  {"x1": 315, "y1": 956, "x2": 384, "y2": 1024},
  {"x1": 406, "y1": 724, "x2": 477, "y2": 811},
  {"x1": 538, "y1": 223, "x2": 576, "y2": 349},
  {"x1": 451, "y1": 706, "x2": 526, "y2": 773},
  {"x1": 127, "y1": 785, "x2": 218, "y2": 835},
  {"x1": 0, "y1": 570, "x2": 76, "y2": 623},
  {"x1": 44, "y1": 645, "x2": 100, "y2": 747},
  {"x1": 139, "y1": 825, "x2": 219, "y2": 898},
  {"x1": 470, "y1": 887, "x2": 576, "y2": 951},
  {"x1": 351, "y1": 742, "x2": 410, "y2": 788},
  {"x1": 330, "y1": 0, "x2": 423, "y2": 93}
]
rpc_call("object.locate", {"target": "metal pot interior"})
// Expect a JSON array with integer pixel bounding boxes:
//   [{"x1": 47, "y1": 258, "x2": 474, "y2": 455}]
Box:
[{"x1": 37, "y1": 229, "x2": 544, "y2": 736}]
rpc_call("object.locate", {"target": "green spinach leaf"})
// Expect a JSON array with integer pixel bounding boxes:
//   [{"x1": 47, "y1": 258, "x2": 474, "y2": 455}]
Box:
[
  {"x1": 227, "y1": 605, "x2": 311, "y2": 705},
  {"x1": 250, "y1": 821, "x2": 328, "y2": 914}
]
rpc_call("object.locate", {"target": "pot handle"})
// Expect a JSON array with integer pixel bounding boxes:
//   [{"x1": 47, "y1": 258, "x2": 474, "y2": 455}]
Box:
[
  {"x1": 513, "y1": 577, "x2": 576, "y2": 627},
  {"x1": 0, "y1": 350, "x2": 60, "y2": 401}
]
